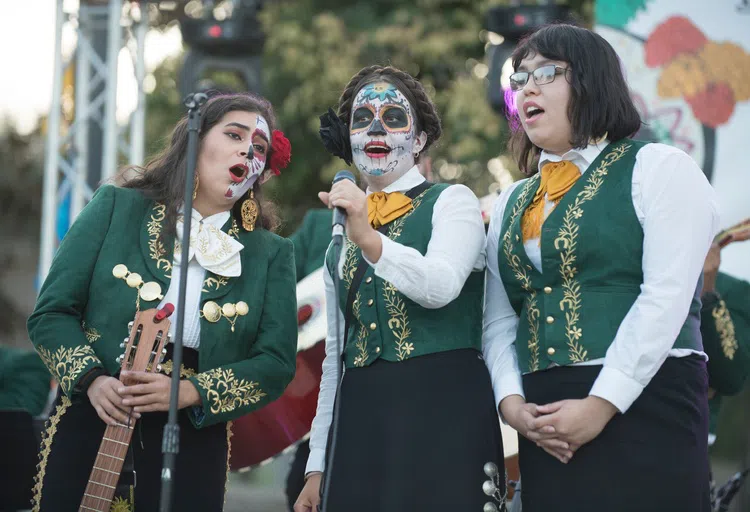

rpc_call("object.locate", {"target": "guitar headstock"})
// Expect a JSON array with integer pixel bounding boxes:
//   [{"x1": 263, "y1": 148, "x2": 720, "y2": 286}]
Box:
[{"x1": 117, "y1": 304, "x2": 174, "y2": 380}]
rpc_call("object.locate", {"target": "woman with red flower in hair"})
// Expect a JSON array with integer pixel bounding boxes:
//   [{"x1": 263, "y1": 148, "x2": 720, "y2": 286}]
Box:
[{"x1": 28, "y1": 92, "x2": 297, "y2": 511}]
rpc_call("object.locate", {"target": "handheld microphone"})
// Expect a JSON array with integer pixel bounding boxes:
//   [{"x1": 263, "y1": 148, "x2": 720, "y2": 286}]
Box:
[{"x1": 331, "y1": 170, "x2": 356, "y2": 240}]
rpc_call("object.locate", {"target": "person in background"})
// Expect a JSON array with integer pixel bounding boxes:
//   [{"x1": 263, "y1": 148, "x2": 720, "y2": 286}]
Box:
[{"x1": 0, "y1": 345, "x2": 51, "y2": 511}]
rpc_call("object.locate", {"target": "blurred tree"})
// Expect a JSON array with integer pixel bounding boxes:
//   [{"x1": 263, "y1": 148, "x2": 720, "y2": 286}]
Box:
[
  {"x1": 143, "y1": 0, "x2": 594, "y2": 233},
  {"x1": 0, "y1": 120, "x2": 44, "y2": 344}
]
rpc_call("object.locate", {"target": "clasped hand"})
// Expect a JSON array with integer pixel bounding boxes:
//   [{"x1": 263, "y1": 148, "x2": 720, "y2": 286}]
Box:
[
  {"x1": 87, "y1": 372, "x2": 200, "y2": 426},
  {"x1": 501, "y1": 395, "x2": 618, "y2": 463}
]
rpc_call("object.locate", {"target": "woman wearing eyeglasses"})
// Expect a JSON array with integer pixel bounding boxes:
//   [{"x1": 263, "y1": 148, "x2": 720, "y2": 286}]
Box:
[{"x1": 483, "y1": 24, "x2": 719, "y2": 511}]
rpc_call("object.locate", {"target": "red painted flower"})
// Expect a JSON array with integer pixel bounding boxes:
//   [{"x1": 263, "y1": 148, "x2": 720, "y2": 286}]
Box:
[{"x1": 269, "y1": 130, "x2": 291, "y2": 175}]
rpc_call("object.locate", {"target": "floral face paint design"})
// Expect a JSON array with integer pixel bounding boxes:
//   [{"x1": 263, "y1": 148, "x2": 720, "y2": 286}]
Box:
[
  {"x1": 350, "y1": 81, "x2": 423, "y2": 177},
  {"x1": 225, "y1": 114, "x2": 271, "y2": 200}
]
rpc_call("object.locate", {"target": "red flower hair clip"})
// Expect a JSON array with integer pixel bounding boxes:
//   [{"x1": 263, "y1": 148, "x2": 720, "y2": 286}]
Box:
[{"x1": 268, "y1": 130, "x2": 292, "y2": 176}]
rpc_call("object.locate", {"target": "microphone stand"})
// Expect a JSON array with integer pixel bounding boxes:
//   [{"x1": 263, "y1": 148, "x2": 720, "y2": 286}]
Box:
[
  {"x1": 320, "y1": 223, "x2": 345, "y2": 512},
  {"x1": 159, "y1": 91, "x2": 208, "y2": 512}
]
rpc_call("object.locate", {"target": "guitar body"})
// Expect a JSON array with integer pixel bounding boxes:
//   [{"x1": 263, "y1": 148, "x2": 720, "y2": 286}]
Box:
[{"x1": 78, "y1": 307, "x2": 172, "y2": 512}]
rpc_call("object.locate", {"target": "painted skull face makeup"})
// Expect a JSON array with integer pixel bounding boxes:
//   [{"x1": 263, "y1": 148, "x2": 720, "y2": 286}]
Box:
[
  {"x1": 350, "y1": 81, "x2": 425, "y2": 177},
  {"x1": 225, "y1": 114, "x2": 271, "y2": 200}
]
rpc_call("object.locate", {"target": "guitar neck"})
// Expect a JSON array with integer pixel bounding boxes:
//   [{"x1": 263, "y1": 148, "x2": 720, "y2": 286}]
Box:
[{"x1": 79, "y1": 421, "x2": 136, "y2": 512}]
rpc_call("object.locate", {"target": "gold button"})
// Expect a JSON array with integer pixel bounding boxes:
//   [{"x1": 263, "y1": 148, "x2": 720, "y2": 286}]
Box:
[
  {"x1": 544, "y1": 286, "x2": 552, "y2": 294},
  {"x1": 547, "y1": 347, "x2": 556, "y2": 356},
  {"x1": 546, "y1": 316, "x2": 554, "y2": 324},
  {"x1": 367, "y1": 299, "x2": 374, "y2": 307},
  {"x1": 365, "y1": 277, "x2": 373, "y2": 284},
  {"x1": 375, "y1": 347, "x2": 381, "y2": 353},
  {"x1": 369, "y1": 322, "x2": 377, "y2": 330}
]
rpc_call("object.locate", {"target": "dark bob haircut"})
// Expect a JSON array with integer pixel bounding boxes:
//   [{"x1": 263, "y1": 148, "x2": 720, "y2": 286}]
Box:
[{"x1": 509, "y1": 24, "x2": 642, "y2": 174}]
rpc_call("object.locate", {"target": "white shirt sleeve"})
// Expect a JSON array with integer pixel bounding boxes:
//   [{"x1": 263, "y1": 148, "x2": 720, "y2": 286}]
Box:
[
  {"x1": 482, "y1": 181, "x2": 526, "y2": 410},
  {"x1": 305, "y1": 261, "x2": 345, "y2": 474},
  {"x1": 589, "y1": 144, "x2": 720, "y2": 412},
  {"x1": 363, "y1": 184, "x2": 487, "y2": 309}
]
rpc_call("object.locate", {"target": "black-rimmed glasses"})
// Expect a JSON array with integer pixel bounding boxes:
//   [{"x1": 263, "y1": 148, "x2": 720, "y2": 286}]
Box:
[{"x1": 509, "y1": 65, "x2": 568, "y2": 92}]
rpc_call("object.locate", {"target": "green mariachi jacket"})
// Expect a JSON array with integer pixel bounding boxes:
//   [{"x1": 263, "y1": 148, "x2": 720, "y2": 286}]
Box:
[
  {"x1": 497, "y1": 140, "x2": 702, "y2": 373},
  {"x1": 325, "y1": 184, "x2": 484, "y2": 369},
  {"x1": 702, "y1": 272, "x2": 750, "y2": 396},
  {"x1": 27, "y1": 185, "x2": 298, "y2": 428},
  {"x1": 0, "y1": 346, "x2": 51, "y2": 416},
  {"x1": 289, "y1": 208, "x2": 333, "y2": 282}
]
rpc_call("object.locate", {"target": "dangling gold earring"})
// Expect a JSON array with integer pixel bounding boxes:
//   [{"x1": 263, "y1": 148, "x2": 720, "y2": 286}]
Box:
[
  {"x1": 241, "y1": 190, "x2": 259, "y2": 231},
  {"x1": 192, "y1": 173, "x2": 199, "y2": 200}
]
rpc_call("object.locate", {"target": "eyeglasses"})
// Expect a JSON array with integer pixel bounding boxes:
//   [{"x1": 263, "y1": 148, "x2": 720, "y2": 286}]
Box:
[{"x1": 509, "y1": 65, "x2": 569, "y2": 92}]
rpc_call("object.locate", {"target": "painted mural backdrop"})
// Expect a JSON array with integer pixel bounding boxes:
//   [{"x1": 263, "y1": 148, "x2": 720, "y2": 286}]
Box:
[{"x1": 595, "y1": 0, "x2": 750, "y2": 281}]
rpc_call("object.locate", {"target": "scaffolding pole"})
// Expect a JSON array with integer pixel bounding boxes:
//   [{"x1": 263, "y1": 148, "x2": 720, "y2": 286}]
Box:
[{"x1": 38, "y1": 0, "x2": 148, "y2": 283}]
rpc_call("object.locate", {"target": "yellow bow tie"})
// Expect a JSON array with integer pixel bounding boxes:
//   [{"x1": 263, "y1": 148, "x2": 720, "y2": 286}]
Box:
[
  {"x1": 367, "y1": 191, "x2": 413, "y2": 229},
  {"x1": 521, "y1": 160, "x2": 581, "y2": 242}
]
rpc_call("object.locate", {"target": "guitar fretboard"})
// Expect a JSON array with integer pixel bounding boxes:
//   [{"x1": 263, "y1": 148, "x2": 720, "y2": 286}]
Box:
[{"x1": 78, "y1": 420, "x2": 136, "y2": 512}]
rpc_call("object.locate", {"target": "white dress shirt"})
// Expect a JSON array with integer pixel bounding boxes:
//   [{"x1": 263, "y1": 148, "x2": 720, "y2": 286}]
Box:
[
  {"x1": 483, "y1": 141, "x2": 719, "y2": 414},
  {"x1": 305, "y1": 165, "x2": 487, "y2": 474},
  {"x1": 158, "y1": 209, "x2": 235, "y2": 349}
]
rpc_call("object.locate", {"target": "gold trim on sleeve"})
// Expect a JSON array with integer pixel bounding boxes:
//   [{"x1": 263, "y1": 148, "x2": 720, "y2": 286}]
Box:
[{"x1": 195, "y1": 368, "x2": 267, "y2": 415}]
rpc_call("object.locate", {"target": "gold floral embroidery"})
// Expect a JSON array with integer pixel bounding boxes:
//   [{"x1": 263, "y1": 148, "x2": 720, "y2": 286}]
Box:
[
  {"x1": 386, "y1": 189, "x2": 429, "y2": 241},
  {"x1": 195, "y1": 368, "x2": 267, "y2": 415},
  {"x1": 147, "y1": 203, "x2": 172, "y2": 274},
  {"x1": 713, "y1": 299, "x2": 738, "y2": 360},
  {"x1": 352, "y1": 294, "x2": 369, "y2": 367},
  {"x1": 554, "y1": 144, "x2": 630, "y2": 363},
  {"x1": 31, "y1": 396, "x2": 72, "y2": 512},
  {"x1": 37, "y1": 345, "x2": 99, "y2": 395},
  {"x1": 203, "y1": 275, "x2": 229, "y2": 293},
  {"x1": 504, "y1": 176, "x2": 542, "y2": 371},
  {"x1": 159, "y1": 360, "x2": 197, "y2": 378},
  {"x1": 227, "y1": 218, "x2": 240, "y2": 239},
  {"x1": 82, "y1": 321, "x2": 102, "y2": 344},
  {"x1": 383, "y1": 281, "x2": 413, "y2": 360},
  {"x1": 341, "y1": 239, "x2": 358, "y2": 287},
  {"x1": 110, "y1": 495, "x2": 134, "y2": 512},
  {"x1": 224, "y1": 421, "x2": 233, "y2": 507}
]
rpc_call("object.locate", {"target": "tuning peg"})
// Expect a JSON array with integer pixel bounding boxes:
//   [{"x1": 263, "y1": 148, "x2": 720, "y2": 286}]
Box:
[
  {"x1": 116, "y1": 354, "x2": 124, "y2": 364},
  {"x1": 128, "y1": 321, "x2": 134, "y2": 331},
  {"x1": 162, "y1": 348, "x2": 167, "y2": 355},
  {"x1": 166, "y1": 334, "x2": 172, "y2": 343},
  {"x1": 156, "y1": 364, "x2": 162, "y2": 372}
]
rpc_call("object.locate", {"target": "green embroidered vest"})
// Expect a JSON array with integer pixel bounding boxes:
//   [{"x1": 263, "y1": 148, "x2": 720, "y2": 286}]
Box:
[
  {"x1": 498, "y1": 140, "x2": 702, "y2": 373},
  {"x1": 326, "y1": 184, "x2": 485, "y2": 369}
]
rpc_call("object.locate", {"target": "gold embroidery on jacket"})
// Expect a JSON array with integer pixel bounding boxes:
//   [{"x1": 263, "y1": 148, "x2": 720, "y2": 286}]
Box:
[
  {"x1": 147, "y1": 203, "x2": 172, "y2": 274},
  {"x1": 37, "y1": 345, "x2": 99, "y2": 395},
  {"x1": 504, "y1": 176, "x2": 541, "y2": 371},
  {"x1": 195, "y1": 368, "x2": 267, "y2": 414},
  {"x1": 352, "y1": 294, "x2": 369, "y2": 367},
  {"x1": 713, "y1": 299, "x2": 738, "y2": 360},
  {"x1": 110, "y1": 495, "x2": 134, "y2": 512},
  {"x1": 31, "y1": 396, "x2": 72, "y2": 512},
  {"x1": 82, "y1": 321, "x2": 102, "y2": 344},
  {"x1": 159, "y1": 360, "x2": 197, "y2": 378},
  {"x1": 554, "y1": 143, "x2": 630, "y2": 363},
  {"x1": 224, "y1": 421, "x2": 233, "y2": 507}
]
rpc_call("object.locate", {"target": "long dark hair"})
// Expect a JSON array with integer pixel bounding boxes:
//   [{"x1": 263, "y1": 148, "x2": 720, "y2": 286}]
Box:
[
  {"x1": 337, "y1": 65, "x2": 442, "y2": 161},
  {"x1": 508, "y1": 24, "x2": 642, "y2": 174},
  {"x1": 119, "y1": 93, "x2": 281, "y2": 244}
]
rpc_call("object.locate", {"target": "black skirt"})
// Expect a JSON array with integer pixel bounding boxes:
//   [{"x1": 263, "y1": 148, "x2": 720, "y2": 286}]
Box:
[
  {"x1": 32, "y1": 347, "x2": 229, "y2": 511},
  {"x1": 518, "y1": 356, "x2": 710, "y2": 512},
  {"x1": 322, "y1": 348, "x2": 506, "y2": 512}
]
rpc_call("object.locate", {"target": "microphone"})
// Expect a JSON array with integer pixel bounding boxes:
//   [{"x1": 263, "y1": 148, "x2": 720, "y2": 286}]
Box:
[{"x1": 331, "y1": 170, "x2": 356, "y2": 240}]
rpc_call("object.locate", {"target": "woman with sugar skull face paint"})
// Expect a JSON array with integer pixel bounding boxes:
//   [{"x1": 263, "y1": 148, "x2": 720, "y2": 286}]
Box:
[
  {"x1": 483, "y1": 24, "x2": 719, "y2": 511},
  {"x1": 294, "y1": 66, "x2": 506, "y2": 512},
  {"x1": 27, "y1": 93, "x2": 297, "y2": 510}
]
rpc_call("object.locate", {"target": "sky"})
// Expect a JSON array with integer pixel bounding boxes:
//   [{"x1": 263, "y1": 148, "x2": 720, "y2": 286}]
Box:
[{"x1": 0, "y1": 0, "x2": 182, "y2": 134}]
